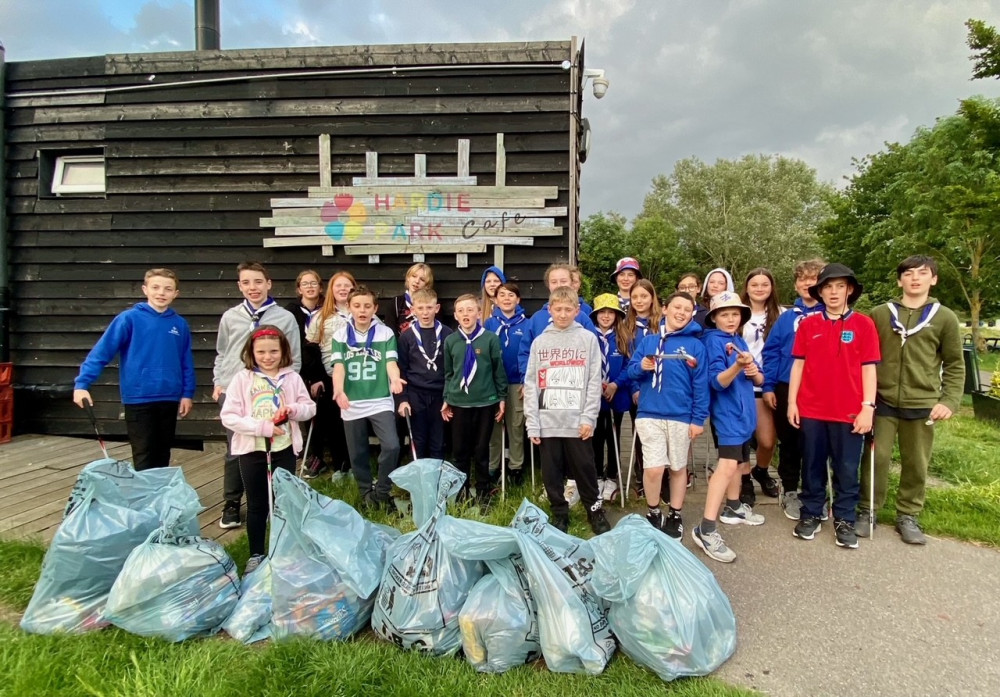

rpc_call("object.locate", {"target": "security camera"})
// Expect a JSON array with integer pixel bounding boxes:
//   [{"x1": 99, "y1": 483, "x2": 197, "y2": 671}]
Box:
[{"x1": 592, "y1": 76, "x2": 609, "y2": 99}]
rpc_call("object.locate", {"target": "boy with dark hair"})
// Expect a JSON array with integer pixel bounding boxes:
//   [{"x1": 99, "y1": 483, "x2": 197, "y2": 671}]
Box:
[
  {"x1": 788, "y1": 263, "x2": 880, "y2": 549},
  {"x1": 524, "y1": 286, "x2": 610, "y2": 535},
  {"x1": 73, "y1": 268, "x2": 195, "y2": 470},
  {"x1": 396, "y1": 287, "x2": 451, "y2": 459},
  {"x1": 857, "y1": 255, "x2": 964, "y2": 544},
  {"x1": 484, "y1": 281, "x2": 529, "y2": 484},
  {"x1": 333, "y1": 285, "x2": 404, "y2": 509},
  {"x1": 442, "y1": 294, "x2": 508, "y2": 506},
  {"x1": 213, "y1": 261, "x2": 301, "y2": 528},
  {"x1": 761, "y1": 258, "x2": 826, "y2": 520}
]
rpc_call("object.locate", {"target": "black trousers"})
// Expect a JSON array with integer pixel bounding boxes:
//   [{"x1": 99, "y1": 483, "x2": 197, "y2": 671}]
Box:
[
  {"x1": 238, "y1": 447, "x2": 296, "y2": 556},
  {"x1": 123, "y1": 401, "x2": 178, "y2": 470},
  {"x1": 310, "y1": 384, "x2": 350, "y2": 471},
  {"x1": 451, "y1": 404, "x2": 497, "y2": 491},
  {"x1": 407, "y1": 387, "x2": 446, "y2": 459},
  {"x1": 773, "y1": 382, "x2": 804, "y2": 492},
  {"x1": 592, "y1": 409, "x2": 624, "y2": 480},
  {"x1": 541, "y1": 436, "x2": 601, "y2": 515}
]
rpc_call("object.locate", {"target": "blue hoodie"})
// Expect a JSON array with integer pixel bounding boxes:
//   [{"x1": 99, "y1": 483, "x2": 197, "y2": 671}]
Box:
[
  {"x1": 701, "y1": 329, "x2": 758, "y2": 446},
  {"x1": 75, "y1": 303, "x2": 196, "y2": 404},
  {"x1": 481, "y1": 265, "x2": 506, "y2": 288},
  {"x1": 628, "y1": 321, "x2": 709, "y2": 424},
  {"x1": 760, "y1": 298, "x2": 825, "y2": 393},
  {"x1": 595, "y1": 328, "x2": 632, "y2": 412},
  {"x1": 517, "y1": 303, "x2": 598, "y2": 378},
  {"x1": 484, "y1": 305, "x2": 529, "y2": 384}
]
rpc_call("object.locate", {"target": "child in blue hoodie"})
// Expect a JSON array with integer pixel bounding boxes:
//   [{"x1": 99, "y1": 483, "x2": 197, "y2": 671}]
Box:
[
  {"x1": 590, "y1": 293, "x2": 632, "y2": 502},
  {"x1": 73, "y1": 268, "x2": 196, "y2": 470},
  {"x1": 485, "y1": 282, "x2": 529, "y2": 484},
  {"x1": 628, "y1": 292, "x2": 708, "y2": 539},
  {"x1": 761, "y1": 258, "x2": 826, "y2": 520},
  {"x1": 691, "y1": 291, "x2": 765, "y2": 564},
  {"x1": 480, "y1": 265, "x2": 506, "y2": 323}
]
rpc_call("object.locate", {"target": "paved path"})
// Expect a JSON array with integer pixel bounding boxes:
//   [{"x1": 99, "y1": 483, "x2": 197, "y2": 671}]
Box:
[{"x1": 608, "y1": 488, "x2": 1000, "y2": 697}]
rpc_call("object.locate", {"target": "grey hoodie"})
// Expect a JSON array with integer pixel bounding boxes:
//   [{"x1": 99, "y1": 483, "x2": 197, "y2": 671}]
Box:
[
  {"x1": 213, "y1": 302, "x2": 301, "y2": 390},
  {"x1": 523, "y1": 322, "x2": 602, "y2": 439}
]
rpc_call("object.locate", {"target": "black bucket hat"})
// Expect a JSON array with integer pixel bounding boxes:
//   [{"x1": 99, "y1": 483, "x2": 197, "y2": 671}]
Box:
[{"x1": 809, "y1": 263, "x2": 863, "y2": 305}]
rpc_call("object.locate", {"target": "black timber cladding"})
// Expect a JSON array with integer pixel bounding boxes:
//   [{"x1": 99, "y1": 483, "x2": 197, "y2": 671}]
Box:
[{"x1": 3, "y1": 41, "x2": 580, "y2": 439}]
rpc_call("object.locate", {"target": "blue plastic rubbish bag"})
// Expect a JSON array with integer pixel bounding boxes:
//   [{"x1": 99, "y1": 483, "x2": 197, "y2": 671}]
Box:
[
  {"x1": 103, "y1": 522, "x2": 241, "y2": 642},
  {"x1": 20, "y1": 459, "x2": 202, "y2": 634},
  {"x1": 436, "y1": 516, "x2": 541, "y2": 673},
  {"x1": 222, "y1": 558, "x2": 273, "y2": 644},
  {"x1": 371, "y1": 459, "x2": 485, "y2": 656},
  {"x1": 268, "y1": 468, "x2": 398, "y2": 641},
  {"x1": 589, "y1": 515, "x2": 737, "y2": 681},
  {"x1": 508, "y1": 500, "x2": 616, "y2": 675}
]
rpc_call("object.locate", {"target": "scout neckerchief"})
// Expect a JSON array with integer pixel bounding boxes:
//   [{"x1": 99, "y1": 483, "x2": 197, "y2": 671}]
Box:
[
  {"x1": 297, "y1": 301, "x2": 320, "y2": 329},
  {"x1": 243, "y1": 297, "x2": 276, "y2": 328},
  {"x1": 459, "y1": 322, "x2": 485, "y2": 393},
  {"x1": 346, "y1": 317, "x2": 376, "y2": 363},
  {"x1": 651, "y1": 325, "x2": 684, "y2": 391},
  {"x1": 411, "y1": 320, "x2": 442, "y2": 371},
  {"x1": 634, "y1": 315, "x2": 650, "y2": 340},
  {"x1": 618, "y1": 294, "x2": 631, "y2": 311},
  {"x1": 791, "y1": 302, "x2": 823, "y2": 332},
  {"x1": 598, "y1": 328, "x2": 614, "y2": 381},
  {"x1": 887, "y1": 301, "x2": 940, "y2": 346},
  {"x1": 492, "y1": 307, "x2": 526, "y2": 348},
  {"x1": 746, "y1": 311, "x2": 766, "y2": 345},
  {"x1": 252, "y1": 368, "x2": 285, "y2": 410}
]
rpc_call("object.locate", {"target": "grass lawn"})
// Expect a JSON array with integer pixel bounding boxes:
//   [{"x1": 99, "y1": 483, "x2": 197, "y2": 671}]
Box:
[
  {"x1": 0, "y1": 476, "x2": 757, "y2": 697},
  {"x1": 876, "y1": 401, "x2": 1000, "y2": 546}
]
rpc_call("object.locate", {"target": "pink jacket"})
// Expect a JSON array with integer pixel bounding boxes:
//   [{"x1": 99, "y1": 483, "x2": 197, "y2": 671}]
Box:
[{"x1": 220, "y1": 367, "x2": 317, "y2": 456}]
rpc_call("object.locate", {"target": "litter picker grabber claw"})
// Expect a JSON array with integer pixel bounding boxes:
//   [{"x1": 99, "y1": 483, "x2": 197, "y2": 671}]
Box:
[
  {"x1": 610, "y1": 417, "x2": 626, "y2": 508},
  {"x1": 298, "y1": 418, "x2": 314, "y2": 478},
  {"x1": 84, "y1": 401, "x2": 109, "y2": 460},
  {"x1": 624, "y1": 427, "x2": 638, "y2": 503}
]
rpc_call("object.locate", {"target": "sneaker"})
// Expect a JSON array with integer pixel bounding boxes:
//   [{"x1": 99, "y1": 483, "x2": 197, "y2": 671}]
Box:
[
  {"x1": 663, "y1": 510, "x2": 684, "y2": 539},
  {"x1": 820, "y1": 500, "x2": 830, "y2": 522},
  {"x1": 244, "y1": 554, "x2": 265, "y2": 575},
  {"x1": 739, "y1": 475, "x2": 756, "y2": 507},
  {"x1": 596, "y1": 478, "x2": 606, "y2": 498},
  {"x1": 751, "y1": 466, "x2": 780, "y2": 498},
  {"x1": 602, "y1": 478, "x2": 619, "y2": 502},
  {"x1": 564, "y1": 480, "x2": 580, "y2": 507},
  {"x1": 835, "y1": 519, "x2": 859, "y2": 549},
  {"x1": 895, "y1": 515, "x2": 927, "y2": 545},
  {"x1": 720, "y1": 503, "x2": 765, "y2": 526},
  {"x1": 219, "y1": 501, "x2": 241, "y2": 529},
  {"x1": 588, "y1": 505, "x2": 611, "y2": 535},
  {"x1": 646, "y1": 508, "x2": 664, "y2": 531},
  {"x1": 782, "y1": 491, "x2": 802, "y2": 521},
  {"x1": 855, "y1": 509, "x2": 875, "y2": 538},
  {"x1": 691, "y1": 525, "x2": 736, "y2": 563},
  {"x1": 302, "y1": 455, "x2": 327, "y2": 480},
  {"x1": 687, "y1": 469, "x2": 694, "y2": 489},
  {"x1": 551, "y1": 512, "x2": 570, "y2": 533},
  {"x1": 793, "y1": 517, "x2": 821, "y2": 540}
]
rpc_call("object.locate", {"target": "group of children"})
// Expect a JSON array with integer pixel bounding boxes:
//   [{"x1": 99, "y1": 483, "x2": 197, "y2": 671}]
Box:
[{"x1": 73, "y1": 253, "x2": 964, "y2": 569}]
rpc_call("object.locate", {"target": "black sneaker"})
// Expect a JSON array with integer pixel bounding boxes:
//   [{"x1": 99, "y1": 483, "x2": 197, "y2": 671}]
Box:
[
  {"x1": 663, "y1": 510, "x2": 684, "y2": 539},
  {"x1": 244, "y1": 554, "x2": 265, "y2": 575},
  {"x1": 835, "y1": 519, "x2": 859, "y2": 549},
  {"x1": 739, "y1": 474, "x2": 756, "y2": 507},
  {"x1": 551, "y1": 512, "x2": 570, "y2": 533},
  {"x1": 646, "y1": 508, "x2": 664, "y2": 531},
  {"x1": 302, "y1": 455, "x2": 327, "y2": 480},
  {"x1": 793, "y1": 516, "x2": 821, "y2": 540},
  {"x1": 751, "y1": 466, "x2": 780, "y2": 498},
  {"x1": 219, "y1": 501, "x2": 241, "y2": 529},
  {"x1": 588, "y1": 506, "x2": 611, "y2": 535}
]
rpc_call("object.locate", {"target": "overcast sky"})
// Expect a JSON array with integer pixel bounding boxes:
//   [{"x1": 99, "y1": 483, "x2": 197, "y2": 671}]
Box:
[{"x1": 3, "y1": 0, "x2": 1000, "y2": 219}]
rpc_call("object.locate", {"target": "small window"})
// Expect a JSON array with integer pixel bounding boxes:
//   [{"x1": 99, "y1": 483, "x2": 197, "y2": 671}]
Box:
[{"x1": 52, "y1": 155, "x2": 105, "y2": 196}]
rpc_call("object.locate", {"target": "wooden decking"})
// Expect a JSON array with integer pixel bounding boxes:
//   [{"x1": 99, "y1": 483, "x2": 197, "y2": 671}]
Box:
[{"x1": 0, "y1": 435, "x2": 241, "y2": 546}]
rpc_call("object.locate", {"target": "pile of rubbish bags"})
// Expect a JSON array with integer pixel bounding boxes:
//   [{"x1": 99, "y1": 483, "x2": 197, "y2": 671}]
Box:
[{"x1": 19, "y1": 457, "x2": 737, "y2": 682}]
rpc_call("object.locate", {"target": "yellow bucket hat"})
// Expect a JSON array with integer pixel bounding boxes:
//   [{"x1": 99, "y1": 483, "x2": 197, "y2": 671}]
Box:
[{"x1": 591, "y1": 293, "x2": 627, "y2": 320}]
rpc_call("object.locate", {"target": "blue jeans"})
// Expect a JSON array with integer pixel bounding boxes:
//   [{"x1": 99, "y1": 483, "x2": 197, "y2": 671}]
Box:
[{"x1": 799, "y1": 418, "x2": 863, "y2": 522}]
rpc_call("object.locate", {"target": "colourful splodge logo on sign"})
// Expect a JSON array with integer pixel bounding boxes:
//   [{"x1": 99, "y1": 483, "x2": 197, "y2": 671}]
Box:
[{"x1": 321, "y1": 194, "x2": 367, "y2": 241}]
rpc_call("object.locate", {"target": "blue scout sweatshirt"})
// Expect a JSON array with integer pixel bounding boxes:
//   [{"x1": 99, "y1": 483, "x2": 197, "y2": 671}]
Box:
[
  {"x1": 484, "y1": 305, "x2": 529, "y2": 384},
  {"x1": 75, "y1": 302, "x2": 196, "y2": 404},
  {"x1": 701, "y1": 328, "x2": 758, "y2": 446},
  {"x1": 628, "y1": 321, "x2": 709, "y2": 424},
  {"x1": 596, "y1": 328, "x2": 632, "y2": 412},
  {"x1": 760, "y1": 298, "x2": 825, "y2": 393},
  {"x1": 517, "y1": 303, "x2": 598, "y2": 378}
]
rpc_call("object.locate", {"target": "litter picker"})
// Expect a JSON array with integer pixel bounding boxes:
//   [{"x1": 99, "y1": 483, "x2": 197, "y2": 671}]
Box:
[
  {"x1": 83, "y1": 401, "x2": 109, "y2": 460},
  {"x1": 298, "y1": 417, "x2": 315, "y2": 478},
  {"x1": 867, "y1": 432, "x2": 876, "y2": 539},
  {"x1": 404, "y1": 410, "x2": 418, "y2": 461},
  {"x1": 268, "y1": 411, "x2": 289, "y2": 521},
  {"x1": 610, "y1": 417, "x2": 626, "y2": 508},
  {"x1": 500, "y1": 426, "x2": 507, "y2": 502},
  {"x1": 623, "y1": 428, "x2": 638, "y2": 503}
]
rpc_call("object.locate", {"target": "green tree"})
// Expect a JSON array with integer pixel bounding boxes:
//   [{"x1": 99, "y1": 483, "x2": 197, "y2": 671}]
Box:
[
  {"x1": 967, "y1": 18, "x2": 1000, "y2": 80},
  {"x1": 578, "y1": 211, "x2": 629, "y2": 298},
  {"x1": 639, "y1": 155, "x2": 831, "y2": 302}
]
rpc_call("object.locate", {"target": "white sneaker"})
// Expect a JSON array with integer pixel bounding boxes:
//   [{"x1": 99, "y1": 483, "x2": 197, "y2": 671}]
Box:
[
  {"x1": 720, "y1": 503, "x2": 765, "y2": 526},
  {"x1": 596, "y1": 478, "x2": 606, "y2": 499},
  {"x1": 602, "y1": 478, "x2": 619, "y2": 502},
  {"x1": 564, "y1": 480, "x2": 580, "y2": 507}
]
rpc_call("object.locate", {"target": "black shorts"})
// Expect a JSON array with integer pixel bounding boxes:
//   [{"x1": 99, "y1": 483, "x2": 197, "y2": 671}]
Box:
[{"x1": 717, "y1": 440, "x2": 752, "y2": 463}]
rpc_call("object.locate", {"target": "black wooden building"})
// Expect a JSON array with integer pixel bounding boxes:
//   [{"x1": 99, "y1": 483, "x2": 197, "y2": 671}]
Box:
[{"x1": 0, "y1": 40, "x2": 591, "y2": 440}]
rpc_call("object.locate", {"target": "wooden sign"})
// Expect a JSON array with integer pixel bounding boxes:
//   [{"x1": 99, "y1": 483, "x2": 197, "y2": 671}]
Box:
[{"x1": 262, "y1": 134, "x2": 564, "y2": 264}]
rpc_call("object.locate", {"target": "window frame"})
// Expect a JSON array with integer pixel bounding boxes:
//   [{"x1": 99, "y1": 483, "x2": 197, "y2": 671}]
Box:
[{"x1": 50, "y1": 154, "x2": 107, "y2": 196}]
